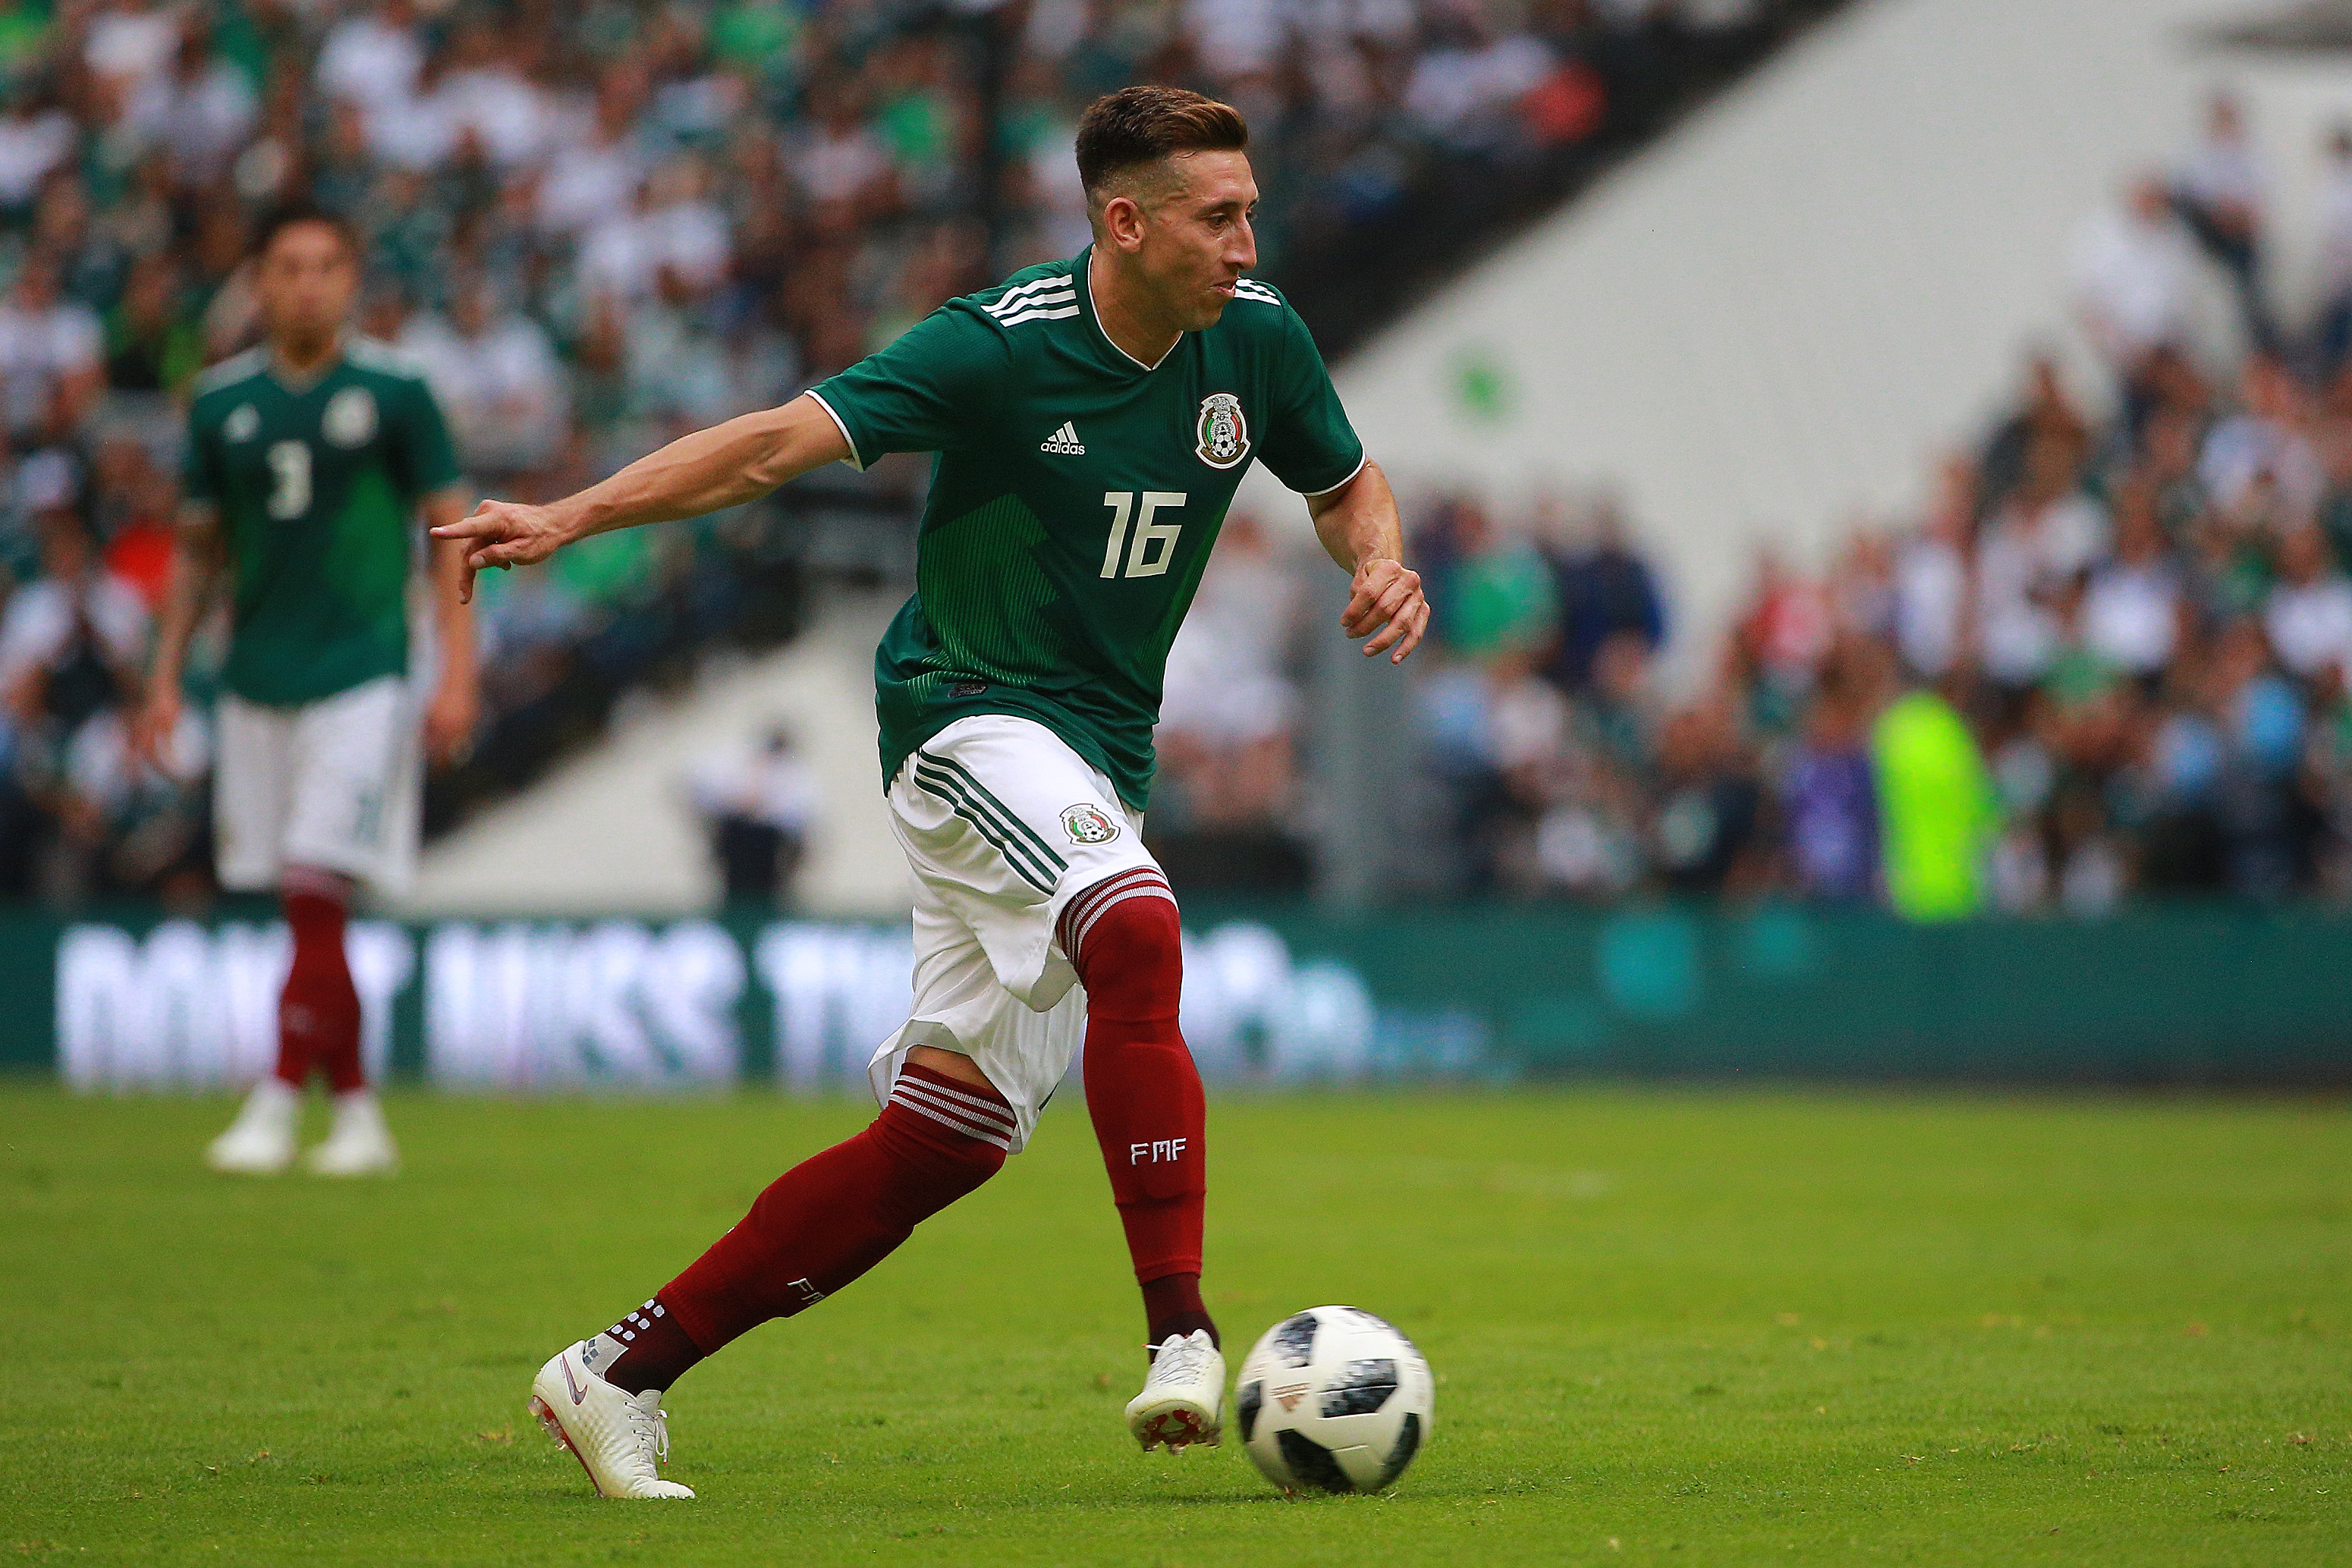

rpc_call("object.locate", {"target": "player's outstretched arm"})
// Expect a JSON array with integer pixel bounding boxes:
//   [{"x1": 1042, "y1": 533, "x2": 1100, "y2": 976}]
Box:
[
  {"x1": 1307, "y1": 460, "x2": 1430, "y2": 665},
  {"x1": 432, "y1": 394, "x2": 853, "y2": 602},
  {"x1": 133, "y1": 504, "x2": 224, "y2": 769}
]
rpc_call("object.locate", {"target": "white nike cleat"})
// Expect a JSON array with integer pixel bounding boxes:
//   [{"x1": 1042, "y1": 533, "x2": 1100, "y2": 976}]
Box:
[
  {"x1": 529, "y1": 1339, "x2": 695, "y2": 1499},
  {"x1": 207, "y1": 1079, "x2": 300, "y2": 1175},
  {"x1": 303, "y1": 1089, "x2": 399, "y2": 1177},
  {"x1": 1127, "y1": 1330, "x2": 1225, "y2": 1452}
]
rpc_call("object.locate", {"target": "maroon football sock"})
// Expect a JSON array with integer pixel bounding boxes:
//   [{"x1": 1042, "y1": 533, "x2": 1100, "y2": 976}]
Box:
[
  {"x1": 649, "y1": 1064, "x2": 1011, "y2": 1366},
  {"x1": 1141, "y1": 1271, "x2": 1218, "y2": 1353},
  {"x1": 596, "y1": 1298, "x2": 704, "y2": 1397},
  {"x1": 1064, "y1": 873, "x2": 1216, "y2": 1357},
  {"x1": 276, "y1": 869, "x2": 362, "y2": 1093}
]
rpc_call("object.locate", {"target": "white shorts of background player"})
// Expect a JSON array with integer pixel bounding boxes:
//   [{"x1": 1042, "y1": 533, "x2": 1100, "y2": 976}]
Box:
[
  {"x1": 866, "y1": 714, "x2": 1166, "y2": 1152},
  {"x1": 213, "y1": 674, "x2": 422, "y2": 895}
]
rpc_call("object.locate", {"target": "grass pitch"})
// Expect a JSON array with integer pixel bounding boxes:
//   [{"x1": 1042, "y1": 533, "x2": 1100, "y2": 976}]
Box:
[{"x1": 5, "y1": 1083, "x2": 2347, "y2": 1566}]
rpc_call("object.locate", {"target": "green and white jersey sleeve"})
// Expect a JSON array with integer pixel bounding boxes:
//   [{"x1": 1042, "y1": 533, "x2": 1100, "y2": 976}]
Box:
[
  {"x1": 805, "y1": 306, "x2": 1011, "y2": 470},
  {"x1": 1252, "y1": 294, "x2": 1365, "y2": 498},
  {"x1": 812, "y1": 253, "x2": 1365, "y2": 811}
]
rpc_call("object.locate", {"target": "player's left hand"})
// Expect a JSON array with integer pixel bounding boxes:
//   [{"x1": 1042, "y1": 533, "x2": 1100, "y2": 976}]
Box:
[
  {"x1": 432, "y1": 499, "x2": 571, "y2": 603},
  {"x1": 423, "y1": 674, "x2": 480, "y2": 766},
  {"x1": 1341, "y1": 556, "x2": 1430, "y2": 665}
]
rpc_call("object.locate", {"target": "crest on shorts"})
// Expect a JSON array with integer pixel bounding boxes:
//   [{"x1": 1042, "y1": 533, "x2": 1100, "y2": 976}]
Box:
[
  {"x1": 322, "y1": 385, "x2": 377, "y2": 448},
  {"x1": 1061, "y1": 803, "x2": 1120, "y2": 845},
  {"x1": 1195, "y1": 392, "x2": 1249, "y2": 470}
]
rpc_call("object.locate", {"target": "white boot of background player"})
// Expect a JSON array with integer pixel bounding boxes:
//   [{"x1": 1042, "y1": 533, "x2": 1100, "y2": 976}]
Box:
[
  {"x1": 303, "y1": 1088, "x2": 399, "y2": 1177},
  {"x1": 529, "y1": 1338, "x2": 696, "y2": 1499},
  {"x1": 1127, "y1": 1329, "x2": 1225, "y2": 1451},
  {"x1": 206, "y1": 1078, "x2": 300, "y2": 1174}
]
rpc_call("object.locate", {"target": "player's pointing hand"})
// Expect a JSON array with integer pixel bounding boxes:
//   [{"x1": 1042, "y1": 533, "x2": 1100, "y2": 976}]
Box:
[
  {"x1": 1341, "y1": 556, "x2": 1430, "y2": 665},
  {"x1": 432, "y1": 498, "x2": 570, "y2": 602}
]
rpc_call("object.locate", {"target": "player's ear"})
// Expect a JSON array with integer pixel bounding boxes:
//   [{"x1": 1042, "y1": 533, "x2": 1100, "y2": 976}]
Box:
[{"x1": 1102, "y1": 193, "x2": 1146, "y2": 253}]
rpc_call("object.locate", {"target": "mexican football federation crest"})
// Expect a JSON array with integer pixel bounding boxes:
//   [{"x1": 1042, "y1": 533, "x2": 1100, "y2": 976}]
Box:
[
  {"x1": 322, "y1": 385, "x2": 378, "y2": 448},
  {"x1": 1195, "y1": 391, "x2": 1249, "y2": 470},
  {"x1": 1061, "y1": 803, "x2": 1121, "y2": 845}
]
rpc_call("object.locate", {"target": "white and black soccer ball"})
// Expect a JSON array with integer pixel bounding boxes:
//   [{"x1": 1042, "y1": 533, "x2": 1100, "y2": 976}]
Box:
[{"x1": 1234, "y1": 1305, "x2": 1434, "y2": 1494}]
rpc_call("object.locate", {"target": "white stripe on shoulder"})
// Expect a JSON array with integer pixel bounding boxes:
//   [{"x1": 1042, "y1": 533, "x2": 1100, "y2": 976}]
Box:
[
  {"x1": 191, "y1": 347, "x2": 267, "y2": 396},
  {"x1": 987, "y1": 288, "x2": 1076, "y2": 320},
  {"x1": 1231, "y1": 282, "x2": 1284, "y2": 306},
  {"x1": 344, "y1": 335, "x2": 431, "y2": 380},
  {"x1": 992, "y1": 304, "x2": 1081, "y2": 328},
  {"x1": 986, "y1": 274, "x2": 1075, "y2": 311}
]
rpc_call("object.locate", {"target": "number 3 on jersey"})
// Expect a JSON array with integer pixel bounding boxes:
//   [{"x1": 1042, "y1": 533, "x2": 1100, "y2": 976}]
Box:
[
  {"x1": 266, "y1": 439, "x2": 312, "y2": 521},
  {"x1": 1100, "y1": 491, "x2": 1185, "y2": 580}
]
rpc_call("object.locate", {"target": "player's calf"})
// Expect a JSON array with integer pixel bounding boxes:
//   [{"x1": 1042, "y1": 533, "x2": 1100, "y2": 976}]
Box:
[
  {"x1": 1064, "y1": 869, "x2": 1225, "y2": 1449},
  {"x1": 529, "y1": 1064, "x2": 1011, "y2": 1497}
]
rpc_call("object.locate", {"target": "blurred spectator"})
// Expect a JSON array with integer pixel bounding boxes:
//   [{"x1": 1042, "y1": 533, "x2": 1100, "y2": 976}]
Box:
[
  {"x1": 2200, "y1": 352, "x2": 2321, "y2": 526},
  {"x1": 1871, "y1": 686, "x2": 1992, "y2": 922},
  {"x1": 2311, "y1": 124, "x2": 2352, "y2": 373},
  {"x1": 402, "y1": 275, "x2": 569, "y2": 488},
  {"x1": 686, "y1": 727, "x2": 817, "y2": 910},
  {"x1": 2170, "y1": 90, "x2": 2268, "y2": 346},
  {"x1": 0, "y1": 84, "x2": 75, "y2": 212},
  {"x1": 2073, "y1": 175, "x2": 2205, "y2": 379},
  {"x1": 2081, "y1": 480, "x2": 2183, "y2": 678},
  {"x1": 0, "y1": 257, "x2": 102, "y2": 443},
  {"x1": 1781, "y1": 643, "x2": 1882, "y2": 901},
  {"x1": 1893, "y1": 458, "x2": 1972, "y2": 680},
  {"x1": 0, "y1": 512, "x2": 146, "y2": 737},
  {"x1": 2263, "y1": 525, "x2": 2352, "y2": 683},
  {"x1": 1433, "y1": 494, "x2": 1558, "y2": 661},
  {"x1": 1539, "y1": 492, "x2": 1665, "y2": 693},
  {"x1": 1157, "y1": 513, "x2": 1300, "y2": 831}
]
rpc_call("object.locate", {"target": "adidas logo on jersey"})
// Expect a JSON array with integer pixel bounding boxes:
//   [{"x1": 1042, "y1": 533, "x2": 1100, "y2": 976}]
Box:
[{"x1": 1040, "y1": 422, "x2": 1086, "y2": 455}]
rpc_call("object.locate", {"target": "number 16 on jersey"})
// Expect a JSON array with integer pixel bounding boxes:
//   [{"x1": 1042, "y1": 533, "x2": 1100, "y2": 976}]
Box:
[{"x1": 1101, "y1": 491, "x2": 1186, "y2": 580}]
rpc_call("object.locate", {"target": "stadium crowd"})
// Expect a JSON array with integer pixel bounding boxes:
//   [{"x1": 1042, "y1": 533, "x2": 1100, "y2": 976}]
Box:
[
  {"x1": 0, "y1": 0, "x2": 1806, "y2": 903},
  {"x1": 1159, "y1": 90, "x2": 2352, "y2": 916}
]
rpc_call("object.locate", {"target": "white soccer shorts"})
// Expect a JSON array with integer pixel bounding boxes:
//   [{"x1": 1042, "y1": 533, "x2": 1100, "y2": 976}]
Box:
[
  {"x1": 866, "y1": 714, "x2": 1166, "y2": 1152},
  {"x1": 214, "y1": 674, "x2": 423, "y2": 895}
]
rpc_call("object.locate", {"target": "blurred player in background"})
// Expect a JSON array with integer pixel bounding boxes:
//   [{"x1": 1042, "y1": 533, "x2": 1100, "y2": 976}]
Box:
[
  {"x1": 440, "y1": 86, "x2": 1427, "y2": 1500},
  {"x1": 137, "y1": 205, "x2": 477, "y2": 1178}
]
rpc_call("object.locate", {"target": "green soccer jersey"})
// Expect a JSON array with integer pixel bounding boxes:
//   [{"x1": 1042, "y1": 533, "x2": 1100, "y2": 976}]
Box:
[
  {"x1": 813, "y1": 248, "x2": 1364, "y2": 809},
  {"x1": 183, "y1": 338, "x2": 461, "y2": 706}
]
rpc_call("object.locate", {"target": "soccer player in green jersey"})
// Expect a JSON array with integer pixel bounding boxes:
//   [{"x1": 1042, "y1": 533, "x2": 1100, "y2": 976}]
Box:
[
  {"x1": 136, "y1": 205, "x2": 480, "y2": 1178},
  {"x1": 442, "y1": 86, "x2": 1429, "y2": 1500}
]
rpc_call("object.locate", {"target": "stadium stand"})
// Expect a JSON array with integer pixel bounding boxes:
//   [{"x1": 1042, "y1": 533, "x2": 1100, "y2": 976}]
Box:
[
  {"x1": 1256, "y1": 75, "x2": 2352, "y2": 916},
  {"x1": 0, "y1": 0, "x2": 1839, "y2": 907}
]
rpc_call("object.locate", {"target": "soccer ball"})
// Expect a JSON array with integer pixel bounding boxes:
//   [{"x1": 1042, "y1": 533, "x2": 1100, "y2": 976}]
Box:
[{"x1": 1234, "y1": 1305, "x2": 1434, "y2": 1494}]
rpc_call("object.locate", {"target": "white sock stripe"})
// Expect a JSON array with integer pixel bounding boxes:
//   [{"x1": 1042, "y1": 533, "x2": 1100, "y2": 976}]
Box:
[
  {"x1": 1064, "y1": 866, "x2": 1168, "y2": 928},
  {"x1": 894, "y1": 1073, "x2": 1017, "y2": 1124},
  {"x1": 889, "y1": 1091, "x2": 1014, "y2": 1149},
  {"x1": 891, "y1": 1079, "x2": 1017, "y2": 1134},
  {"x1": 1061, "y1": 875, "x2": 1169, "y2": 955},
  {"x1": 1071, "y1": 883, "x2": 1179, "y2": 957},
  {"x1": 1061, "y1": 869, "x2": 1172, "y2": 950}
]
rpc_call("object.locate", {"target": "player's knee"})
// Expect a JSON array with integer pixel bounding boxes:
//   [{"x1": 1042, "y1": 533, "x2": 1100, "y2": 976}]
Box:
[{"x1": 1068, "y1": 882, "x2": 1182, "y2": 1022}]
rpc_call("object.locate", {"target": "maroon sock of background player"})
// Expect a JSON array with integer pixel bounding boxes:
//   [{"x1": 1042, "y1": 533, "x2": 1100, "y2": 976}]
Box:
[
  {"x1": 616, "y1": 1064, "x2": 1011, "y2": 1390},
  {"x1": 275, "y1": 872, "x2": 362, "y2": 1093},
  {"x1": 1064, "y1": 873, "x2": 1218, "y2": 1356}
]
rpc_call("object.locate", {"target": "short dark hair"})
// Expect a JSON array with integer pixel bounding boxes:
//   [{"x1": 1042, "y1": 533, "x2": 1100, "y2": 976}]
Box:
[
  {"x1": 253, "y1": 199, "x2": 357, "y2": 260},
  {"x1": 1074, "y1": 86, "x2": 1248, "y2": 205}
]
